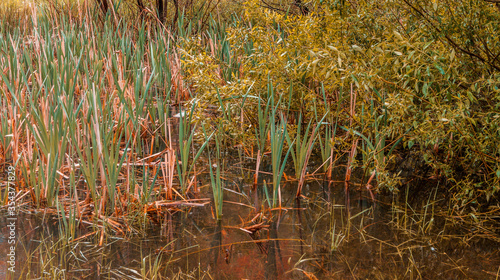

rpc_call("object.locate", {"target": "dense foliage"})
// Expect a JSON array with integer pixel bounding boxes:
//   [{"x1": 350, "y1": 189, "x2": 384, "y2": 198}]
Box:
[{"x1": 182, "y1": 0, "x2": 500, "y2": 207}]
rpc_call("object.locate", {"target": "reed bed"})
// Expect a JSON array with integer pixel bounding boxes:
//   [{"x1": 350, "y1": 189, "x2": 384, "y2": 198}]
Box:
[{"x1": 0, "y1": 4, "x2": 195, "y2": 234}]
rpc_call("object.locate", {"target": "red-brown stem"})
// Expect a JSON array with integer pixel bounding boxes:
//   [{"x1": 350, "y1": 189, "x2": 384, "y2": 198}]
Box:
[
  {"x1": 253, "y1": 150, "x2": 262, "y2": 212},
  {"x1": 365, "y1": 170, "x2": 376, "y2": 203}
]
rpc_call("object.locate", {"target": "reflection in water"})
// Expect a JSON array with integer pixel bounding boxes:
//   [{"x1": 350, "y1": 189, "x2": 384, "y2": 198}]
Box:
[
  {"x1": 265, "y1": 218, "x2": 278, "y2": 280},
  {"x1": 295, "y1": 198, "x2": 305, "y2": 258},
  {"x1": 210, "y1": 219, "x2": 222, "y2": 278},
  {"x1": 1, "y1": 177, "x2": 499, "y2": 279}
]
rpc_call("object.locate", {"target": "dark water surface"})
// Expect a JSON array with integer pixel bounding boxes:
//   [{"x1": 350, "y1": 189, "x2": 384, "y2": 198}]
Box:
[{"x1": 1, "y1": 172, "x2": 499, "y2": 279}]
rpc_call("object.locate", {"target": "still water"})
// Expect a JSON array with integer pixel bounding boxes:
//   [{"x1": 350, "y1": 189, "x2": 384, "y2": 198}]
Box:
[{"x1": 1, "y1": 170, "x2": 499, "y2": 279}]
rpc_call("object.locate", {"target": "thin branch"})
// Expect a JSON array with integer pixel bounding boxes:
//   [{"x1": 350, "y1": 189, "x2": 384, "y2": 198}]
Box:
[{"x1": 402, "y1": 0, "x2": 500, "y2": 72}]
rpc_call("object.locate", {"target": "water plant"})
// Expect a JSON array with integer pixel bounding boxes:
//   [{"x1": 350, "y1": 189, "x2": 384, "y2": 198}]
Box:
[
  {"x1": 176, "y1": 102, "x2": 211, "y2": 195},
  {"x1": 206, "y1": 123, "x2": 223, "y2": 220},
  {"x1": 267, "y1": 82, "x2": 293, "y2": 209},
  {"x1": 287, "y1": 104, "x2": 327, "y2": 197},
  {"x1": 252, "y1": 86, "x2": 272, "y2": 192}
]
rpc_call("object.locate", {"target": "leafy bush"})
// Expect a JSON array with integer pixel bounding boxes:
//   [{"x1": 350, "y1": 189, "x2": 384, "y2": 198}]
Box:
[{"x1": 180, "y1": 0, "x2": 500, "y2": 206}]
